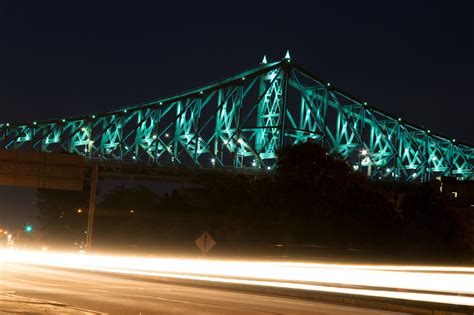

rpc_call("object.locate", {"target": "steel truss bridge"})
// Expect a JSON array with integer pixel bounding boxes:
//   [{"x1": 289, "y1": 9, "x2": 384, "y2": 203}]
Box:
[{"x1": 1, "y1": 53, "x2": 472, "y2": 181}]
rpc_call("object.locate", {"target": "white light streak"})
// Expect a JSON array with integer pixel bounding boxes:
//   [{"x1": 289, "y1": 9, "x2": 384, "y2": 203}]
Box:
[{"x1": 1, "y1": 249, "x2": 473, "y2": 306}]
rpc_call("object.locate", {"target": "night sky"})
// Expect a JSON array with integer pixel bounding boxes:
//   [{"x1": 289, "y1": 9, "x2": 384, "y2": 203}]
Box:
[{"x1": 0, "y1": 2, "x2": 473, "y2": 228}]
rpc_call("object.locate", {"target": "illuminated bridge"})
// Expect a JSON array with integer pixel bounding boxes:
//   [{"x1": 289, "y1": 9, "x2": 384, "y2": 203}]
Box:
[{"x1": 1, "y1": 52, "x2": 472, "y2": 181}]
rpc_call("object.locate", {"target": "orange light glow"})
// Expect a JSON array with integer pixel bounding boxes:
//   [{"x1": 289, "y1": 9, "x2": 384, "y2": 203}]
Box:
[{"x1": 1, "y1": 249, "x2": 473, "y2": 306}]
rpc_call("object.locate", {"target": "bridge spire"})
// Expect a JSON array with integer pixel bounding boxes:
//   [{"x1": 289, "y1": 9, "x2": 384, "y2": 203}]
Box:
[
  {"x1": 284, "y1": 50, "x2": 291, "y2": 60},
  {"x1": 261, "y1": 55, "x2": 268, "y2": 64}
]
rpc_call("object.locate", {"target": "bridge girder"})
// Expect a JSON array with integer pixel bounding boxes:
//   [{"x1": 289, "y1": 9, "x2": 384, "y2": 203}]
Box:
[{"x1": 0, "y1": 57, "x2": 472, "y2": 181}]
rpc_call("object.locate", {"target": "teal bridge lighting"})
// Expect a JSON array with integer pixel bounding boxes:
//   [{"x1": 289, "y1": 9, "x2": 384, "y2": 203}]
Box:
[{"x1": 0, "y1": 52, "x2": 472, "y2": 181}]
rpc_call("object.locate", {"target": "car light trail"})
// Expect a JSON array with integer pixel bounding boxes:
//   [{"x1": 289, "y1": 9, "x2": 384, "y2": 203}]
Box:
[{"x1": 1, "y1": 249, "x2": 473, "y2": 306}]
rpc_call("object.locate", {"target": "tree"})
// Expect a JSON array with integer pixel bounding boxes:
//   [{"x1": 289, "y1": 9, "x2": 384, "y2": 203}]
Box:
[
  {"x1": 94, "y1": 185, "x2": 160, "y2": 247},
  {"x1": 274, "y1": 142, "x2": 399, "y2": 253},
  {"x1": 36, "y1": 187, "x2": 89, "y2": 248},
  {"x1": 35, "y1": 141, "x2": 471, "y2": 261},
  {"x1": 400, "y1": 183, "x2": 470, "y2": 260}
]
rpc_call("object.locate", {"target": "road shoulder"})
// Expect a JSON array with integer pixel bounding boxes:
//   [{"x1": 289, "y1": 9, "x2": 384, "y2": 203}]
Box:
[{"x1": 0, "y1": 292, "x2": 103, "y2": 314}]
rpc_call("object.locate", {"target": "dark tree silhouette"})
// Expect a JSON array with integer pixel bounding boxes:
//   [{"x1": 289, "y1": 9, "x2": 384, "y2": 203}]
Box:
[
  {"x1": 37, "y1": 187, "x2": 89, "y2": 247},
  {"x1": 36, "y1": 141, "x2": 472, "y2": 261}
]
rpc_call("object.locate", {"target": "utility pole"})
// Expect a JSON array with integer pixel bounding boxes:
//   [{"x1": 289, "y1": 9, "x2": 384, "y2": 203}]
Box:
[{"x1": 86, "y1": 164, "x2": 99, "y2": 252}]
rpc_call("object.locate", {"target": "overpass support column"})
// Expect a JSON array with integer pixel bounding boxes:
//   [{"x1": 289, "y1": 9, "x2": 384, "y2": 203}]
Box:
[{"x1": 86, "y1": 164, "x2": 99, "y2": 252}]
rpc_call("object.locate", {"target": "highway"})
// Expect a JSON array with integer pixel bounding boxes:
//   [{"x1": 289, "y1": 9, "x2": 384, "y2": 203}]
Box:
[
  {"x1": 1, "y1": 249, "x2": 474, "y2": 314},
  {"x1": 0, "y1": 262, "x2": 402, "y2": 314}
]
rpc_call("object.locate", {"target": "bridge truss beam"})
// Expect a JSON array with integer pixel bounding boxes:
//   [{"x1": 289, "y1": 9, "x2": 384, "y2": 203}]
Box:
[{"x1": 0, "y1": 56, "x2": 472, "y2": 181}]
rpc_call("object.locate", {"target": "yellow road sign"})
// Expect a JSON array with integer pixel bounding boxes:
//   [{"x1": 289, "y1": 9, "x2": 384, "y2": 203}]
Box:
[{"x1": 194, "y1": 232, "x2": 216, "y2": 254}]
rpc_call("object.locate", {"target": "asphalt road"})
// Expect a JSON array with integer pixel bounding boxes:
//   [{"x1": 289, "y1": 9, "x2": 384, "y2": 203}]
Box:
[{"x1": 0, "y1": 262, "x2": 405, "y2": 314}]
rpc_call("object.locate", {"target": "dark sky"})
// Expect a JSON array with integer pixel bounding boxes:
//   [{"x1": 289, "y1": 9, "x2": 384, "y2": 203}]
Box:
[
  {"x1": 1, "y1": 2, "x2": 473, "y2": 142},
  {"x1": 0, "y1": 2, "x2": 473, "y2": 228}
]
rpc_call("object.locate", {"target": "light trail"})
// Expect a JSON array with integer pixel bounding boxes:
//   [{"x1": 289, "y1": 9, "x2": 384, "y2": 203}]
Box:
[{"x1": 1, "y1": 249, "x2": 473, "y2": 306}]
